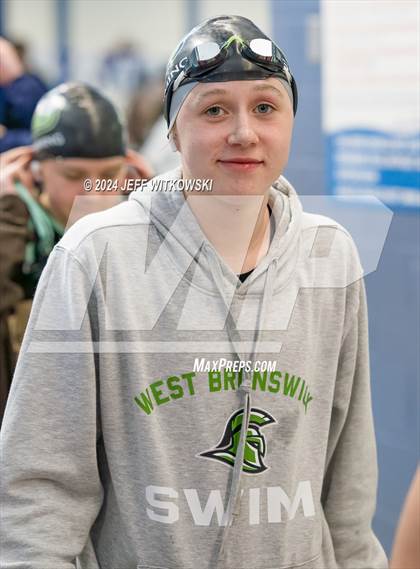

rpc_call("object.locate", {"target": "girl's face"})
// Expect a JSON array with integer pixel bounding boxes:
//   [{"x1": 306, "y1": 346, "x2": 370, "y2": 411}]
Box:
[{"x1": 173, "y1": 77, "x2": 294, "y2": 196}]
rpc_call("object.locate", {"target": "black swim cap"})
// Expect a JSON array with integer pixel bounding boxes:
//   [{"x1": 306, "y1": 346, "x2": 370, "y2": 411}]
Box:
[
  {"x1": 164, "y1": 15, "x2": 298, "y2": 129},
  {"x1": 31, "y1": 82, "x2": 126, "y2": 160}
]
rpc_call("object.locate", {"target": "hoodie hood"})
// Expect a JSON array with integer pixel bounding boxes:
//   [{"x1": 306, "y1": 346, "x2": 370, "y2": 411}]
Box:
[{"x1": 128, "y1": 167, "x2": 303, "y2": 296}]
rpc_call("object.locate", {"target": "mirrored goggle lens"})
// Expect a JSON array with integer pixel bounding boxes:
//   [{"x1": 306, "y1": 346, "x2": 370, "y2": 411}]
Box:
[
  {"x1": 249, "y1": 38, "x2": 274, "y2": 59},
  {"x1": 195, "y1": 42, "x2": 222, "y2": 64}
]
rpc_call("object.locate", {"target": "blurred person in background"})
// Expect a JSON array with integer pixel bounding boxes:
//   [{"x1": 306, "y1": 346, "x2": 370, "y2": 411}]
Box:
[
  {"x1": 390, "y1": 466, "x2": 420, "y2": 569},
  {"x1": 126, "y1": 73, "x2": 165, "y2": 148},
  {"x1": 99, "y1": 40, "x2": 149, "y2": 113},
  {"x1": 129, "y1": 69, "x2": 181, "y2": 174},
  {"x1": 0, "y1": 36, "x2": 47, "y2": 152},
  {"x1": 0, "y1": 81, "x2": 152, "y2": 424}
]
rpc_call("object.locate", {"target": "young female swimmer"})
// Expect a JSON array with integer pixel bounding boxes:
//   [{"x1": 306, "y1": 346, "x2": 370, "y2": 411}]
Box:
[{"x1": 0, "y1": 16, "x2": 388, "y2": 569}]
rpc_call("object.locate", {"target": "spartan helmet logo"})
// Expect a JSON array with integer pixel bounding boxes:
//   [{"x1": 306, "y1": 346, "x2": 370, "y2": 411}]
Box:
[{"x1": 200, "y1": 408, "x2": 276, "y2": 474}]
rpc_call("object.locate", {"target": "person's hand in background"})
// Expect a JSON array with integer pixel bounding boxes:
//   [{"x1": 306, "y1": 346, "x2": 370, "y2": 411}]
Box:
[
  {"x1": 124, "y1": 148, "x2": 154, "y2": 181},
  {"x1": 0, "y1": 145, "x2": 36, "y2": 196}
]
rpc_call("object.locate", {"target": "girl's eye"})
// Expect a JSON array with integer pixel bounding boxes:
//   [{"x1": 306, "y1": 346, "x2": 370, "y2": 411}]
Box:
[
  {"x1": 255, "y1": 103, "x2": 273, "y2": 114},
  {"x1": 205, "y1": 106, "x2": 224, "y2": 117}
]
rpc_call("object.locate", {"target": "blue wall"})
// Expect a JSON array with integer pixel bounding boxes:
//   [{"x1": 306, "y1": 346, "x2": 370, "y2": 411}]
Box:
[
  {"x1": 272, "y1": 0, "x2": 324, "y2": 197},
  {"x1": 272, "y1": 0, "x2": 419, "y2": 558}
]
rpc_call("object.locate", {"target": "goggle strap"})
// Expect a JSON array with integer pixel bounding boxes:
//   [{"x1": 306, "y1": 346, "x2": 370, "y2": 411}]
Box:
[{"x1": 173, "y1": 70, "x2": 187, "y2": 92}]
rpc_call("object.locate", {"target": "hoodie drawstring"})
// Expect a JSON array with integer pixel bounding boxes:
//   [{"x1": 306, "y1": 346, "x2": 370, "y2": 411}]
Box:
[{"x1": 207, "y1": 247, "x2": 277, "y2": 568}]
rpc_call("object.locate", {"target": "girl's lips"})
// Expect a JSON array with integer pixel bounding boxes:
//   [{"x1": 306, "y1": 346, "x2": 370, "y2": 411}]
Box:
[{"x1": 218, "y1": 159, "x2": 263, "y2": 172}]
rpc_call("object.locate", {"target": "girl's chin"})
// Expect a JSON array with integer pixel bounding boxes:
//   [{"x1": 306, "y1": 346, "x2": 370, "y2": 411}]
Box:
[{"x1": 211, "y1": 180, "x2": 271, "y2": 196}]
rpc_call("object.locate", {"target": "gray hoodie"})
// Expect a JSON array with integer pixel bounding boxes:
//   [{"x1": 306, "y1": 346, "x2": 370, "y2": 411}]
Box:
[{"x1": 1, "y1": 169, "x2": 388, "y2": 569}]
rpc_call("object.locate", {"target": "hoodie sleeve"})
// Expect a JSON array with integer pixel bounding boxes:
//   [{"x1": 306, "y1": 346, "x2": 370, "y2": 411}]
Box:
[
  {"x1": 0, "y1": 245, "x2": 103, "y2": 569},
  {"x1": 321, "y1": 277, "x2": 388, "y2": 568}
]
